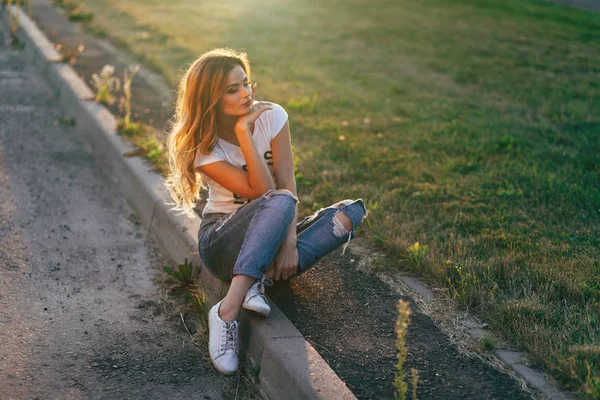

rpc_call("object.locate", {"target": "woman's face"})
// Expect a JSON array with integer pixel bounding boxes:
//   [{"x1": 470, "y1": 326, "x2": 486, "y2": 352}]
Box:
[{"x1": 217, "y1": 65, "x2": 253, "y2": 117}]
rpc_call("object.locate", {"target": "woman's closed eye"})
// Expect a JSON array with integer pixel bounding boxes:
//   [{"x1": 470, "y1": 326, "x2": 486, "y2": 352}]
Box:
[{"x1": 228, "y1": 81, "x2": 252, "y2": 93}]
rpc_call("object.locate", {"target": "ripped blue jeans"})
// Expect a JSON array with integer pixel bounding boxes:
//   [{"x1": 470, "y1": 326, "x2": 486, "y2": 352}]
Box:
[{"x1": 197, "y1": 189, "x2": 368, "y2": 281}]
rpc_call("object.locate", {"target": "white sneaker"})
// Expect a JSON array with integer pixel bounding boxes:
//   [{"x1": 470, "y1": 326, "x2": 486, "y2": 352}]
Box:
[
  {"x1": 242, "y1": 276, "x2": 273, "y2": 317},
  {"x1": 208, "y1": 300, "x2": 239, "y2": 375}
]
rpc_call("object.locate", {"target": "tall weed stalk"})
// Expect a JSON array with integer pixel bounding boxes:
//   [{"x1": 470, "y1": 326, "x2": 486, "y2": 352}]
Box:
[
  {"x1": 122, "y1": 65, "x2": 140, "y2": 127},
  {"x1": 394, "y1": 300, "x2": 412, "y2": 400}
]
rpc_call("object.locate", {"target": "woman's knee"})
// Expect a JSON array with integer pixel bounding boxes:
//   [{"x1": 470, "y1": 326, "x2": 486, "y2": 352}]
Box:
[
  {"x1": 332, "y1": 198, "x2": 368, "y2": 234},
  {"x1": 263, "y1": 189, "x2": 298, "y2": 215},
  {"x1": 264, "y1": 188, "x2": 297, "y2": 201}
]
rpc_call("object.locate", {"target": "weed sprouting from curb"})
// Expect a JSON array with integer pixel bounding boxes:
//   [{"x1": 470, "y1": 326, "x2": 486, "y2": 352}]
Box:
[
  {"x1": 394, "y1": 299, "x2": 411, "y2": 400},
  {"x1": 117, "y1": 119, "x2": 145, "y2": 137},
  {"x1": 163, "y1": 257, "x2": 195, "y2": 287},
  {"x1": 117, "y1": 118, "x2": 167, "y2": 175},
  {"x1": 163, "y1": 259, "x2": 210, "y2": 340},
  {"x1": 90, "y1": 64, "x2": 120, "y2": 106},
  {"x1": 112, "y1": 64, "x2": 167, "y2": 174},
  {"x1": 250, "y1": 363, "x2": 261, "y2": 379},
  {"x1": 121, "y1": 64, "x2": 140, "y2": 128}
]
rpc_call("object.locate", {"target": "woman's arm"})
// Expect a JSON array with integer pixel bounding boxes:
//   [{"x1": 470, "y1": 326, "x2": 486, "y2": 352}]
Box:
[
  {"x1": 271, "y1": 120, "x2": 298, "y2": 239},
  {"x1": 197, "y1": 103, "x2": 276, "y2": 199},
  {"x1": 236, "y1": 124, "x2": 276, "y2": 195},
  {"x1": 270, "y1": 120, "x2": 299, "y2": 280},
  {"x1": 197, "y1": 136, "x2": 275, "y2": 199},
  {"x1": 197, "y1": 161, "x2": 270, "y2": 200}
]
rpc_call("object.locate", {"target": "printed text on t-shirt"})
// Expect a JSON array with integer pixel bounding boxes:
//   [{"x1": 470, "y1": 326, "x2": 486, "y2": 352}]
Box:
[{"x1": 232, "y1": 150, "x2": 274, "y2": 204}]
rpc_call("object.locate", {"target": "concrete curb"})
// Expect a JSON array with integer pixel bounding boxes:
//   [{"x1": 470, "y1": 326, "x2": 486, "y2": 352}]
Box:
[{"x1": 8, "y1": 6, "x2": 356, "y2": 400}]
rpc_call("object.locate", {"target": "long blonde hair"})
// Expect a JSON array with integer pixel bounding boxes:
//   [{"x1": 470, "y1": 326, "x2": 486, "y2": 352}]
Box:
[{"x1": 165, "y1": 48, "x2": 251, "y2": 216}]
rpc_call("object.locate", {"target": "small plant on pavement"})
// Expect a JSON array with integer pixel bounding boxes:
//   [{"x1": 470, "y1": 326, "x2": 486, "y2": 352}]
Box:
[
  {"x1": 163, "y1": 258, "x2": 195, "y2": 287},
  {"x1": 90, "y1": 64, "x2": 120, "y2": 106},
  {"x1": 394, "y1": 299, "x2": 411, "y2": 400}
]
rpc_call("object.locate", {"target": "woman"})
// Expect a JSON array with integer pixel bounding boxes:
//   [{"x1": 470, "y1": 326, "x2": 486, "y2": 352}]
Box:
[{"x1": 165, "y1": 48, "x2": 367, "y2": 375}]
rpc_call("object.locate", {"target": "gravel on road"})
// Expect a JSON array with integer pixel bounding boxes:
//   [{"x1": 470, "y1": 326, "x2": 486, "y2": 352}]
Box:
[{"x1": 0, "y1": 14, "x2": 256, "y2": 400}]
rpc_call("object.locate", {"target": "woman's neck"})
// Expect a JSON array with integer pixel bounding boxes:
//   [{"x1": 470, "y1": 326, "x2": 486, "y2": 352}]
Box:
[
  {"x1": 216, "y1": 114, "x2": 238, "y2": 142},
  {"x1": 216, "y1": 114, "x2": 254, "y2": 144}
]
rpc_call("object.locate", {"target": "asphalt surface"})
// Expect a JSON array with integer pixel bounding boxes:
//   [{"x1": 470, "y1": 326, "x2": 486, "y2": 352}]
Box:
[{"x1": 0, "y1": 15, "x2": 256, "y2": 400}]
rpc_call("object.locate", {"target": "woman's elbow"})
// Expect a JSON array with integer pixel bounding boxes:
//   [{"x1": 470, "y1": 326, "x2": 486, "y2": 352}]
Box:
[
  {"x1": 275, "y1": 177, "x2": 296, "y2": 193},
  {"x1": 249, "y1": 185, "x2": 276, "y2": 199}
]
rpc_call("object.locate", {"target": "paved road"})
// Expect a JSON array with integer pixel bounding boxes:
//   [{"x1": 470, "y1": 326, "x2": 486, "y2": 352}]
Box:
[{"x1": 0, "y1": 15, "x2": 256, "y2": 400}]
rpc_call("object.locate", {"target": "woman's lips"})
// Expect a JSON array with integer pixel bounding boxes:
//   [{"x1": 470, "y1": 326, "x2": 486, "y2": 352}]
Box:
[{"x1": 242, "y1": 100, "x2": 252, "y2": 107}]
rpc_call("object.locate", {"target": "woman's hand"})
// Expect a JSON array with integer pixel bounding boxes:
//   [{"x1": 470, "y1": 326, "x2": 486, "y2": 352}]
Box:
[
  {"x1": 234, "y1": 83, "x2": 273, "y2": 134},
  {"x1": 234, "y1": 102, "x2": 273, "y2": 134},
  {"x1": 273, "y1": 238, "x2": 298, "y2": 281}
]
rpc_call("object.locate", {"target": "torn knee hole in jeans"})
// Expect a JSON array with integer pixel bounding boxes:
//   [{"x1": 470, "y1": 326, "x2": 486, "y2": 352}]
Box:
[
  {"x1": 332, "y1": 212, "x2": 351, "y2": 237},
  {"x1": 332, "y1": 211, "x2": 353, "y2": 255}
]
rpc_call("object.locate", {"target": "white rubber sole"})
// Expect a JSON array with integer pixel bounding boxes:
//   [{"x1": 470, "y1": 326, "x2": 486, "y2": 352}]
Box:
[
  {"x1": 242, "y1": 302, "x2": 270, "y2": 318},
  {"x1": 210, "y1": 355, "x2": 238, "y2": 376}
]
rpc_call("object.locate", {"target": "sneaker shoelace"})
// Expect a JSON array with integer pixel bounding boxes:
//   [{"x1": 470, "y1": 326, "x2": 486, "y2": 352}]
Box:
[
  {"x1": 220, "y1": 320, "x2": 239, "y2": 354},
  {"x1": 258, "y1": 276, "x2": 273, "y2": 294},
  {"x1": 249, "y1": 276, "x2": 273, "y2": 300}
]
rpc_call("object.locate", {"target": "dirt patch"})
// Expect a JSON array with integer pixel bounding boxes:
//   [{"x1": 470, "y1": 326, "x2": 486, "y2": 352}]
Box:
[{"x1": 269, "y1": 248, "x2": 532, "y2": 400}]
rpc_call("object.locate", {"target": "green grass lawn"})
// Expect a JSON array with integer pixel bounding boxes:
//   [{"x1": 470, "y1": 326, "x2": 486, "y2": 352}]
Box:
[{"x1": 59, "y1": 0, "x2": 599, "y2": 395}]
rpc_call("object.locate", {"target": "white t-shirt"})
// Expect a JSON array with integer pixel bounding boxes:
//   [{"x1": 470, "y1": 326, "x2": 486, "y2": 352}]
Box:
[{"x1": 194, "y1": 102, "x2": 289, "y2": 215}]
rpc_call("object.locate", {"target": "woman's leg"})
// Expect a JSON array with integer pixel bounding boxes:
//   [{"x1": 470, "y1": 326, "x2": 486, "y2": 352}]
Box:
[
  {"x1": 198, "y1": 189, "x2": 298, "y2": 319},
  {"x1": 290, "y1": 198, "x2": 368, "y2": 276},
  {"x1": 202, "y1": 189, "x2": 298, "y2": 374},
  {"x1": 220, "y1": 190, "x2": 297, "y2": 320}
]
